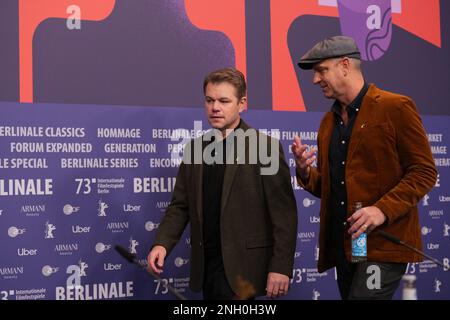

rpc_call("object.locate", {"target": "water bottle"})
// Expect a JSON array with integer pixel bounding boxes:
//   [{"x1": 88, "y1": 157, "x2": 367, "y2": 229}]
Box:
[
  {"x1": 351, "y1": 202, "x2": 367, "y2": 263},
  {"x1": 402, "y1": 274, "x2": 417, "y2": 300}
]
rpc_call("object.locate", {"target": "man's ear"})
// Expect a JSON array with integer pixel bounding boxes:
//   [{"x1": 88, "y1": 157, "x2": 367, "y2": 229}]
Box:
[
  {"x1": 239, "y1": 96, "x2": 247, "y2": 112},
  {"x1": 341, "y1": 57, "x2": 351, "y2": 75}
]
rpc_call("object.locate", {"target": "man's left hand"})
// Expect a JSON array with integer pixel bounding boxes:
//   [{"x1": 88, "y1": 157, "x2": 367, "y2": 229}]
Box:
[
  {"x1": 266, "y1": 272, "x2": 290, "y2": 299},
  {"x1": 347, "y1": 206, "x2": 386, "y2": 239}
]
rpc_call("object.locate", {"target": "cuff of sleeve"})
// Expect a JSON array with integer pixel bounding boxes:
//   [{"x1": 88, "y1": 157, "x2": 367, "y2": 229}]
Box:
[
  {"x1": 373, "y1": 201, "x2": 393, "y2": 226},
  {"x1": 296, "y1": 168, "x2": 309, "y2": 188},
  {"x1": 267, "y1": 266, "x2": 293, "y2": 279}
]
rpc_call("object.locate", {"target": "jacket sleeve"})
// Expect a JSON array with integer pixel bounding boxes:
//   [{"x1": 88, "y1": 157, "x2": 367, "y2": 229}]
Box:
[
  {"x1": 296, "y1": 133, "x2": 322, "y2": 198},
  {"x1": 374, "y1": 97, "x2": 437, "y2": 224},
  {"x1": 153, "y1": 161, "x2": 190, "y2": 255},
  {"x1": 262, "y1": 140, "x2": 298, "y2": 277}
]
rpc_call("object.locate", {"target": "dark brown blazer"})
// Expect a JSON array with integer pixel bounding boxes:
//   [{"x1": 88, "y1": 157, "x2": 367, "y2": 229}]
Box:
[
  {"x1": 299, "y1": 84, "x2": 437, "y2": 273},
  {"x1": 154, "y1": 120, "x2": 298, "y2": 296}
]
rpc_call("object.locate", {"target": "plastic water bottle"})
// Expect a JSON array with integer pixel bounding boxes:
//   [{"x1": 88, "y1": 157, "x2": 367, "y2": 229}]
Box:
[
  {"x1": 351, "y1": 202, "x2": 367, "y2": 263},
  {"x1": 402, "y1": 274, "x2": 417, "y2": 300}
]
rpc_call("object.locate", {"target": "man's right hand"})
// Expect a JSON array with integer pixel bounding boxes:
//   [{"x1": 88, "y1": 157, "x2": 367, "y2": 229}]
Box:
[
  {"x1": 291, "y1": 135, "x2": 317, "y2": 181},
  {"x1": 147, "y1": 245, "x2": 167, "y2": 274}
]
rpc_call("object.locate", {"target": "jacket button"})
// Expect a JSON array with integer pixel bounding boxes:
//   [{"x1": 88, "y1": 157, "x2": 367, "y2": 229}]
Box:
[{"x1": 199, "y1": 242, "x2": 202, "y2": 246}]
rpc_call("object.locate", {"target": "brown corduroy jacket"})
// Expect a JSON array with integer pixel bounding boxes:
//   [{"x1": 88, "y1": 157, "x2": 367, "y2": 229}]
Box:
[{"x1": 298, "y1": 84, "x2": 437, "y2": 273}]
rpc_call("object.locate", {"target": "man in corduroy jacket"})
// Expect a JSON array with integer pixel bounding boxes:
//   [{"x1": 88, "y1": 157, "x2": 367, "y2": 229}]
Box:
[{"x1": 293, "y1": 36, "x2": 437, "y2": 300}]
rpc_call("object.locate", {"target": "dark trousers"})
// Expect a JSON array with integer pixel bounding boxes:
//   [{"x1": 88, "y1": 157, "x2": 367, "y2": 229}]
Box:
[
  {"x1": 202, "y1": 254, "x2": 236, "y2": 300},
  {"x1": 335, "y1": 248, "x2": 407, "y2": 300}
]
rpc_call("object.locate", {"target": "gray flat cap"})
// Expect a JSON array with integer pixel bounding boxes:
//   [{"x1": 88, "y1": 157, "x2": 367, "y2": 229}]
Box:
[{"x1": 298, "y1": 36, "x2": 361, "y2": 70}]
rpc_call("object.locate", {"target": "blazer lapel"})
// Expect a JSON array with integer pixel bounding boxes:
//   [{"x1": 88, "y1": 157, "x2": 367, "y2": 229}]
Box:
[
  {"x1": 220, "y1": 120, "x2": 250, "y2": 213},
  {"x1": 347, "y1": 84, "x2": 379, "y2": 161},
  {"x1": 194, "y1": 162, "x2": 203, "y2": 223},
  {"x1": 194, "y1": 134, "x2": 213, "y2": 224},
  {"x1": 220, "y1": 151, "x2": 238, "y2": 214},
  {"x1": 194, "y1": 129, "x2": 224, "y2": 223},
  {"x1": 320, "y1": 112, "x2": 334, "y2": 183}
]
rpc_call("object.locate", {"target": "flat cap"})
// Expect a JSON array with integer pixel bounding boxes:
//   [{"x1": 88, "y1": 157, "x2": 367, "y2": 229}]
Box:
[{"x1": 297, "y1": 36, "x2": 361, "y2": 70}]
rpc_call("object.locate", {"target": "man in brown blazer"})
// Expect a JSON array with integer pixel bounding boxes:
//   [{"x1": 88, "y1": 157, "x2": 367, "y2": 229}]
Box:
[
  {"x1": 147, "y1": 68, "x2": 298, "y2": 300},
  {"x1": 292, "y1": 36, "x2": 437, "y2": 299}
]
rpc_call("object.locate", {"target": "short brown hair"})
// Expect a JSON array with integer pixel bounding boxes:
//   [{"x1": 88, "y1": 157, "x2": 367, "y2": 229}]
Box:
[{"x1": 203, "y1": 68, "x2": 247, "y2": 100}]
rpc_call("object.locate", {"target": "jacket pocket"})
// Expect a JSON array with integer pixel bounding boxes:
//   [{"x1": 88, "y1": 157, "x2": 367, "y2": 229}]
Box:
[{"x1": 246, "y1": 236, "x2": 274, "y2": 249}]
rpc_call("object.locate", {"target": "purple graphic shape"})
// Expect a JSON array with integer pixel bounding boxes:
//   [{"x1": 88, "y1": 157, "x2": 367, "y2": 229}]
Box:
[{"x1": 337, "y1": 0, "x2": 392, "y2": 61}]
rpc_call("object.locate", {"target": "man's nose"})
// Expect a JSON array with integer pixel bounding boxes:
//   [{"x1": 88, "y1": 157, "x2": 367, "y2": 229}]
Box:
[
  {"x1": 313, "y1": 72, "x2": 321, "y2": 84},
  {"x1": 212, "y1": 101, "x2": 221, "y2": 111}
]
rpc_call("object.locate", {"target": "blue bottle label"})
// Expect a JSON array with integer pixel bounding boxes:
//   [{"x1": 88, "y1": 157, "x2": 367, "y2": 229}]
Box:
[{"x1": 352, "y1": 233, "x2": 367, "y2": 257}]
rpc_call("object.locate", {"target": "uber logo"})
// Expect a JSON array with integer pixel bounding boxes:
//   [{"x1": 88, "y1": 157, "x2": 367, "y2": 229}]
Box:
[
  {"x1": 427, "y1": 243, "x2": 440, "y2": 250},
  {"x1": 123, "y1": 204, "x2": 141, "y2": 212},
  {"x1": 104, "y1": 263, "x2": 122, "y2": 271},
  {"x1": 72, "y1": 225, "x2": 91, "y2": 233},
  {"x1": 310, "y1": 216, "x2": 320, "y2": 223},
  {"x1": 18, "y1": 248, "x2": 38, "y2": 256}
]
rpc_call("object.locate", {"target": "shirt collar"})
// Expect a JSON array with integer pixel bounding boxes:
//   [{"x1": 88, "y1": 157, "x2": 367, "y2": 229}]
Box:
[{"x1": 331, "y1": 82, "x2": 369, "y2": 115}]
